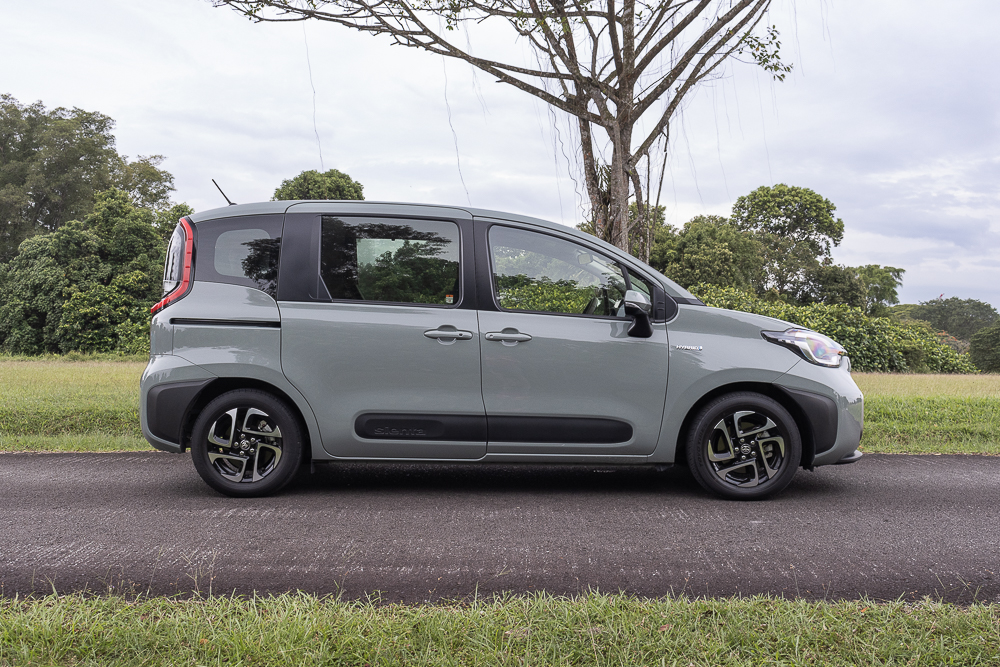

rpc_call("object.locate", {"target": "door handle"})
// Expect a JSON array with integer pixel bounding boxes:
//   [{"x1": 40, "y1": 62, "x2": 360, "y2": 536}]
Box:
[
  {"x1": 424, "y1": 328, "x2": 474, "y2": 340},
  {"x1": 485, "y1": 332, "x2": 532, "y2": 343}
]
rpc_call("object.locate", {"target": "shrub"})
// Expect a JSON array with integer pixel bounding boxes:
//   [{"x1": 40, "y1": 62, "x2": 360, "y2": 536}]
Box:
[
  {"x1": 969, "y1": 323, "x2": 1000, "y2": 372},
  {"x1": 691, "y1": 284, "x2": 978, "y2": 374}
]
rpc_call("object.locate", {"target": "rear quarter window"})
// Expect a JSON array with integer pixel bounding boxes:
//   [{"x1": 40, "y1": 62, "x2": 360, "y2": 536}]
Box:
[{"x1": 194, "y1": 215, "x2": 283, "y2": 298}]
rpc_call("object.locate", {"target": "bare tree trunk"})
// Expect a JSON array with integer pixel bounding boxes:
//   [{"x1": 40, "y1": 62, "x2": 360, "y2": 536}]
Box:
[{"x1": 578, "y1": 117, "x2": 607, "y2": 241}]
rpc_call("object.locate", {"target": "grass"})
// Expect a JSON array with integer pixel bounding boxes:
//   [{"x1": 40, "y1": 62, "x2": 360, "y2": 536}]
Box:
[
  {"x1": 854, "y1": 373, "x2": 1000, "y2": 455},
  {"x1": 1, "y1": 360, "x2": 998, "y2": 456},
  {"x1": 1, "y1": 592, "x2": 998, "y2": 666},
  {"x1": 0, "y1": 361, "x2": 146, "y2": 451}
]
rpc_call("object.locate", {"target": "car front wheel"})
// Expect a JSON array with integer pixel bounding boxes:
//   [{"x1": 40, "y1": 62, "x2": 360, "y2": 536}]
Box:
[
  {"x1": 190, "y1": 389, "x2": 304, "y2": 497},
  {"x1": 685, "y1": 392, "x2": 801, "y2": 500}
]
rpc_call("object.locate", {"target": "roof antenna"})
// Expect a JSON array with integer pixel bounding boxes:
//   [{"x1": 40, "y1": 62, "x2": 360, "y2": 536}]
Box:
[{"x1": 212, "y1": 179, "x2": 237, "y2": 206}]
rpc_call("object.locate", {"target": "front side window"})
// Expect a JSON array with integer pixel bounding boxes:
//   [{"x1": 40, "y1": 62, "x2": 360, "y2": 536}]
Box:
[
  {"x1": 489, "y1": 226, "x2": 627, "y2": 316},
  {"x1": 320, "y1": 216, "x2": 460, "y2": 306}
]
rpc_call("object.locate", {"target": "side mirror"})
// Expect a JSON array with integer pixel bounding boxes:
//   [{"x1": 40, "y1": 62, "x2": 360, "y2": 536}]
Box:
[
  {"x1": 623, "y1": 289, "x2": 653, "y2": 338},
  {"x1": 623, "y1": 289, "x2": 651, "y2": 314}
]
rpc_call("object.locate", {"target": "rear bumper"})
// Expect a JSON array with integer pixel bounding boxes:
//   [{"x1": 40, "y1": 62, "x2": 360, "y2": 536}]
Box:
[{"x1": 140, "y1": 354, "x2": 217, "y2": 453}]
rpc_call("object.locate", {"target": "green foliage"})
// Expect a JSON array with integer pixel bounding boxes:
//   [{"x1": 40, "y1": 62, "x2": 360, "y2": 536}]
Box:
[
  {"x1": 798, "y1": 263, "x2": 903, "y2": 316},
  {"x1": 692, "y1": 284, "x2": 978, "y2": 374},
  {"x1": 970, "y1": 322, "x2": 1000, "y2": 372},
  {"x1": 357, "y1": 241, "x2": 458, "y2": 304},
  {"x1": 0, "y1": 190, "x2": 164, "y2": 355},
  {"x1": 896, "y1": 296, "x2": 999, "y2": 342},
  {"x1": 0, "y1": 94, "x2": 177, "y2": 262},
  {"x1": 738, "y1": 25, "x2": 793, "y2": 81},
  {"x1": 496, "y1": 274, "x2": 595, "y2": 314},
  {"x1": 153, "y1": 202, "x2": 195, "y2": 243},
  {"x1": 799, "y1": 262, "x2": 867, "y2": 309},
  {"x1": 730, "y1": 184, "x2": 844, "y2": 297},
  {"x1": 856, "y1": 264, "x2": 905, "y2": 315},
  {"x1": 649, "y1": 215, "x2": 763, "y2": 291},
  {"x1": 109, "y1": 154, "x2": 175, "y2": 211},
  {"x1": 273, "y1": 168, "x2": 364, "y2": 201}
]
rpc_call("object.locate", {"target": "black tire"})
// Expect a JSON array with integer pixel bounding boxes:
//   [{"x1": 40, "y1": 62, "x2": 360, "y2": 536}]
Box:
[
  {"x1": 685, "y1": 392, "x2": 801, "y2": 500},
  {"x1": 190, "y1": 389, "x2": 304, "y2": 497}
]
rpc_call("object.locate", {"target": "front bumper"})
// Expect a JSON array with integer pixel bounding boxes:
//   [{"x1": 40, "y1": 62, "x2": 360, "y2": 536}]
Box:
[{"x1": 774, "y1": 358, "x2": 864, "y2": 467}]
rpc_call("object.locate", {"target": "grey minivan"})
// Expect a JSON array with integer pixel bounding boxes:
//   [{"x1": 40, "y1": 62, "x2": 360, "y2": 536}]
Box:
[{"x1": 141, "y1": 201, "x2": 863, "y2": 500}]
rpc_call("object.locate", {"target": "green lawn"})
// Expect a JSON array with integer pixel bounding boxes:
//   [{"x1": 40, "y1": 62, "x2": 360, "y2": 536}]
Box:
[
  {"x1": 0, "y1": 360, "x2": 147, "y2": 452},
  {"x1": 854, "y1": 373, "x2": 1000, "y2": 455},
  {"x1": 2, "y1": 593, "x2": 998, "y2": 666},
  {"x1": 1, "y1": 360, "x2": 998, "y2": 455}
]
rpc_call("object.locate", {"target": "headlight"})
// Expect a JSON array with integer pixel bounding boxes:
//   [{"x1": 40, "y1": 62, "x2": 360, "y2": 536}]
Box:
[{"x1": 762, "y1": 328, "x2": 847, "y2": 367}]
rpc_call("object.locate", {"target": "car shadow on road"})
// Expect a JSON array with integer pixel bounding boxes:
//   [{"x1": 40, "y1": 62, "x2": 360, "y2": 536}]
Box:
[{"x1": 279, "y1": 460, "x2": 855, "y2": 501}]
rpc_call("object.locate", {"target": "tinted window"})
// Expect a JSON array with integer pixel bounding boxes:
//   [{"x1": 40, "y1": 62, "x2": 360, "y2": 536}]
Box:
[
  {"x1": 320, "y1": 216, "x2": 460, "y2": 306},
  {"x1": 195, "y1": 215, "x2": 283, "y2": 298},
  {"x1": 628, "y1": 271, "x2": 653, "y2": 300},
  {"x1": 489, "y1": 226, "x2": 627, "y2": 316}
]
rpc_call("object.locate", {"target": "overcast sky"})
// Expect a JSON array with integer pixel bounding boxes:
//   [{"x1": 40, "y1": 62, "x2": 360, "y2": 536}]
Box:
[{"x1": 3, "y1": 0, "x2": 999, "y2": 307}]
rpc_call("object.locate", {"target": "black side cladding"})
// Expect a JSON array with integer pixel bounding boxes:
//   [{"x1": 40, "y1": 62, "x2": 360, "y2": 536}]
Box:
[
  {"x1": 146, "y1": 379, "x2": 214, "y2": 444},
  {"x1": 774, "y1": 385, "x2": 840, "y2": 456},
  {"x1": 354, "y1": 414, "x2": 634, "y2": 444}
]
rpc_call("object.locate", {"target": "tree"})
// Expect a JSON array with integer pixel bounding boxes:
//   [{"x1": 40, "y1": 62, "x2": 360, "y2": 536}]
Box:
[
  {"x1": 799, "y1": 263, "x2": 867, "y2": 309},
  {"x1": 0, "y1": 190, "x2": 164, "y2": 354},
  {"x1": 799, "y1": 263, "x2": 903, "y2": 315},
  {"x1": 900, "y1": 297, "x2": 999, "y2": 342},
  {"x1": 0, "y1": 94, "x2": 177, "y2": 262},
  {"x1": 649, "y1": 214, "x2": 763, "y2": 291},
  {"x1": 216, "y1": 0, "x2": 790, "y2": 255},
  {"x1": 856, "y1": 264, "x2": 904, "y2": 316},
  {"x1": 969, "y1": 323, "x2": 1000, "y2": 373},
  {"x1": 273, "y1": 169, "x2": 365, "y2": 201},
  {"x1": 730, "y1": 184, "x2": 845, "y2": 298}
]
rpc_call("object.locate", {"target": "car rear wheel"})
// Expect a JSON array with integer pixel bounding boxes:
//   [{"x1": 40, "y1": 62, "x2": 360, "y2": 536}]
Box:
[
  {"x1": 685, "y1": 392, "x2": 801, "y2": 500},
  {"x1": 190, "y1": 389, "x2": 304, "y2": 497}
]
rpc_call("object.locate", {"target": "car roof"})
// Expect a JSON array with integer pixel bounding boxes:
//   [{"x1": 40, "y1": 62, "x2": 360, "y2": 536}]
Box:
[{"x1": 188, "y1": 200, "x2": 694, "y2": 298}]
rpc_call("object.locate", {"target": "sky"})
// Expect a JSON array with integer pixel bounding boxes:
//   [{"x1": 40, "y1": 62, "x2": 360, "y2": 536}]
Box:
[{"x1": 3, "y1": 0, "x2": 999, "y2": 307}]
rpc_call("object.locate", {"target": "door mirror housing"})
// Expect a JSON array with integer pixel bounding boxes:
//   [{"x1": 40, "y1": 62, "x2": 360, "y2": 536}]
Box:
[
  {"x1": 623, "y1": 289, "x2": 653, "y2": 338},
  {"x1": 623, "y1": 289, "x2": 652, "y2": 314}
]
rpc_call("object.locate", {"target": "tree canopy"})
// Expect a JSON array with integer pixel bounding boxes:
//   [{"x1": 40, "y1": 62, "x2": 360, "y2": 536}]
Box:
[
  {"x1": 273, "y1": 169, "x2": 365, "y2": 201},
  {"x1": 0, "y1": 94, "x2": 176, "y2": 262},
  {"x1": 893, "y1": 297, "x2": 999, "y2": 342},
  {"x1": 645, "y1": 184, "x2": 904, "y2": 316},
  {"x1": 0, "y1": 190, "x2": 167, "y2": 354}
]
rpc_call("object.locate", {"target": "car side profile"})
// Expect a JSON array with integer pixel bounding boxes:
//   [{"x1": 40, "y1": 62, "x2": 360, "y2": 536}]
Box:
[{"x1": 140, "y1": 201, "x2": 863, "y2": 500}]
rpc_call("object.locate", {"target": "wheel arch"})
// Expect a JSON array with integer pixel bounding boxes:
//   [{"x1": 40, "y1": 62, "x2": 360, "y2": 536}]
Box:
[
  {"x1": 180, "y1": 377, "x2": 314, "y2": 459},
  {"x1": 673, "y1": 382, "x2": 818, "y2": 469}
]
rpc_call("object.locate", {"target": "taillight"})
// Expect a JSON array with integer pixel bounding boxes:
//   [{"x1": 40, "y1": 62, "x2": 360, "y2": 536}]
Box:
[{"x1": 151, "y1": 217, "x2": 195, "y2": 314}]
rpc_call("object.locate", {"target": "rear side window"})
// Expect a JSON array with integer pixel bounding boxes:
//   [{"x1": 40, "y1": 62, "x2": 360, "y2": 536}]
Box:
[
  {"x1": 319, "y1": 216, "x2": 460, "y2": 306},
  {"x1": 194, "y1": 215, "x2": 283, "y2": 298}
]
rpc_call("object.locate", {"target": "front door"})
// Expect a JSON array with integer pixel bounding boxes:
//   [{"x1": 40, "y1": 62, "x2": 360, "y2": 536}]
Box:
[
  {"x1": 477, "y1": 222, "x2": 669, "y2": 456},
  {"x1": 279, "y1": 211, "x2": 486, "y2": 459}
]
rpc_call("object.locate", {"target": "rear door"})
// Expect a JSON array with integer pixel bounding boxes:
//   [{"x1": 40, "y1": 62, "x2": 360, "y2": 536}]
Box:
[
  {"x1": 278, "y1": 204, "x2": 486, "y2": 459},
  {"x1": 476, "y1": 220, "x2": 670, "y2": 456}
]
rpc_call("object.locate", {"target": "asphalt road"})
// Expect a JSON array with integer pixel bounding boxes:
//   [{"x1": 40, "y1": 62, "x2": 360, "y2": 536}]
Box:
[{"x1": 1, "y1": 452, "x2": 998, "y2": 603}]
